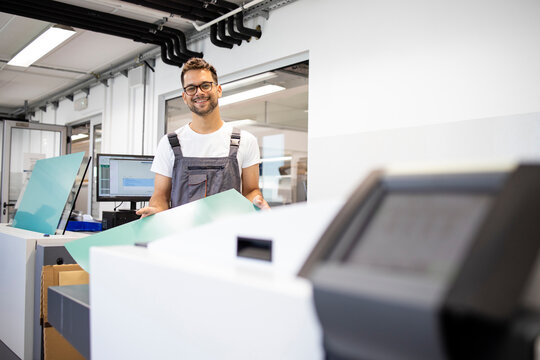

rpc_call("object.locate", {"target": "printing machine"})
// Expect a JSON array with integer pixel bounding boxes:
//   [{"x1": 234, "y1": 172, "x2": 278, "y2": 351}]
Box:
[{"x1": 90, "y1": 164, "x2": 540, "y2": 360}]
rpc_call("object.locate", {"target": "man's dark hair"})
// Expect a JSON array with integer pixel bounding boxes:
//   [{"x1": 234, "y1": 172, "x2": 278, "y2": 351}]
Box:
[{"x1": 181, "y1": 58, "x2": 218, "y2": 86}]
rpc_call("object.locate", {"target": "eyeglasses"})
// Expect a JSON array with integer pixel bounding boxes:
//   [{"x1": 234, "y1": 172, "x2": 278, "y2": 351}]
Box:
[{"x1": 183, "y1": 81, "x2": 217, "y2": 96}]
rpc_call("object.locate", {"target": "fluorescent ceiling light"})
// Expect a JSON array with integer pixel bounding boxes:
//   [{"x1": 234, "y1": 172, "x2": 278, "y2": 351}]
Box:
[
  {"x1": 71, "y1": 133, "x2": 88, "y2": 141},
  {"x1": 221, "y1": 72, "x2": 278, "y2": 92},
  {"x1": 8, "y1": 26, "x2": 76, "y2": 68},
  {"x1": 219, "y1": 85, "x2": 285, "y2": 106},
  {"x1": 260, "y1": 156, "x2": 292, "y2": 163},
  {"x1": 225, "y1": 119, "x2": 257, "y2": 127}
]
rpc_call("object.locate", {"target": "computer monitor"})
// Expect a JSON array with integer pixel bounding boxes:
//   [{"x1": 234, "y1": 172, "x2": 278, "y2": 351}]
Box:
[{"x1": 96, "y1": 154, "x2": 155, "y2": 209}]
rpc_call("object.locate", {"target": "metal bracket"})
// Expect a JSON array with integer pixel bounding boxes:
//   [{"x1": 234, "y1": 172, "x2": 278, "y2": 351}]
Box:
[
  {"x1": 66, "y1": 94, "x2": 74, "y2": 102},
  {"x1": 51, "y1": 101, "x2": 59, "y2": 109},
  {"x1": 39, "y1": 106, "x2": 47, "y2": 112},
  {"x1": 257, "y1": 9, "x2": 270, "y2": 20},
  {"x1": 81, "y1": 88, "x2": 90, "y2": 96},
  {"x1": 144, "y1": 60, "x2": 155, "y2": 73}
]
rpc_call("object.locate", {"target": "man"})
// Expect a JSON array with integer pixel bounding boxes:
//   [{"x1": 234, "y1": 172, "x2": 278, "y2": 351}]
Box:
[{"x1": 137, "y1": 58, "x2": 269, "y2": 218}]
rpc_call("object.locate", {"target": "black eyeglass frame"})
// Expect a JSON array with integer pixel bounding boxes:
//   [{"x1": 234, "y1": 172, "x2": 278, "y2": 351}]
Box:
[{"x1": 183, "y1": 81, "x2": 218, "y2": 96}]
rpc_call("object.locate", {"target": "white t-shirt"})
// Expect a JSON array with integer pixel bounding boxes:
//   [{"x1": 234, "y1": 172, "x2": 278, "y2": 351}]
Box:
[{"x1": 151, "y1": 122, "x2": 260, "y2": 178}]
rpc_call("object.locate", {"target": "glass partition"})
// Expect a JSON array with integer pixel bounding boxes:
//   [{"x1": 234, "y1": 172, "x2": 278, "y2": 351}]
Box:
[
  {"x1": 10, "y1": 128, "x2": 61, "y2": 222},
  {"x1": 1, "y1": 121, "x2": 67, "y2": 223}
]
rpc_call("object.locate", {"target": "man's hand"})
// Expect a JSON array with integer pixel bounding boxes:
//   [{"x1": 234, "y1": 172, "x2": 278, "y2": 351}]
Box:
[
  {"x1": 136, "y1": 206, "x2": 161, "y2": 218},
  {"x1": 252, "y1": 194, "x2": 270, "y2": 210}
]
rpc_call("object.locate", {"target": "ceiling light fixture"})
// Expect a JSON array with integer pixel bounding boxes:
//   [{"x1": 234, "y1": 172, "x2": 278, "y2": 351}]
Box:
[
  {"x1": 71, "y1": 133, "x2": 89, "y2": 141},
  {"x1": 219, "y1": 84, "x2": 285, "y2": 106},
  {"x1": 260, "y1": 156, "x2": 293, "y2": 163},
  {"x1": 225, "y1": 119, "x2": 257, "y2": 127},
  {"x1": 220, "y1": 72, "x2": 278, "y2": 92},
  {"x1": 8, "y1": 26, "x2": 76, "y2": 68}
]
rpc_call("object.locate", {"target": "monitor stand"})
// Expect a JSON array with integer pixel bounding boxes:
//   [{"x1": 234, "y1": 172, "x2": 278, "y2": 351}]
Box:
[{"x1": 102, "y1": 203, "x2": 140, "y2": 230}]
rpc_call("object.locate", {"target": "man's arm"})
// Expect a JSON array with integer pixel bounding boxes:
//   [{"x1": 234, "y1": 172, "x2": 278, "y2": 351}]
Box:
[
  {"x1": 136, "y1": 173, "x2": 172, "y2": 218},
  {"x1": 241, "y1": 163, "x2": 270, "y2": 210}
]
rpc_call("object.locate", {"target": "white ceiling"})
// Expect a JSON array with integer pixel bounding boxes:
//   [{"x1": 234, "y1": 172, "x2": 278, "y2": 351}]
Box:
[{"x1": 0, "y1": 0, "x2": 246, "y2": 116}]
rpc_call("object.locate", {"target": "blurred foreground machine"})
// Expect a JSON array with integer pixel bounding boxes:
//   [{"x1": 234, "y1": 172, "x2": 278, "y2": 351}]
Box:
[{"x1": 90, "y1": 164, "x2": 540, "y2": 360}]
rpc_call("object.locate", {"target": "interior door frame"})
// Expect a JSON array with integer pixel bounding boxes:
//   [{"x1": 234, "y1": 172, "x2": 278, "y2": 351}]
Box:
[
  {"x1": 0, "y1": 120, "x2": 67, "y2": 223},
  {"x1": 66, "y1": 114, "x2": 102, "y2": 215}
]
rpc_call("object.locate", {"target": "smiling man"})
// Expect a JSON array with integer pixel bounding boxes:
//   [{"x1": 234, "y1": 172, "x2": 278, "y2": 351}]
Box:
[{"x1": 137, "y1": 58, "x2": 269, "y2": 217}]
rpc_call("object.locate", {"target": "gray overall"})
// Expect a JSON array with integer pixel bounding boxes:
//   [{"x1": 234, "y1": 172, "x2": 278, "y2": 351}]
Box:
[{"x1": 167, "y1": 128, "x2": 242, "y2": 207}]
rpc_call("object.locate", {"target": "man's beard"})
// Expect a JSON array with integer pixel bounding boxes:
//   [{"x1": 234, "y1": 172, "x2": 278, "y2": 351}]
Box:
[{"x1": 188, "y1": 95, "x2": 218, "y2": 116}]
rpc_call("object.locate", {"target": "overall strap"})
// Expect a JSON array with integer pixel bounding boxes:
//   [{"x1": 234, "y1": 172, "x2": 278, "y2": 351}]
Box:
[
  {"x1": 167, "y1": 133, "x2": 183, "y2": 157},
  {"x1": 229, "y1": 128, "x2": 241, "y2": 158}
]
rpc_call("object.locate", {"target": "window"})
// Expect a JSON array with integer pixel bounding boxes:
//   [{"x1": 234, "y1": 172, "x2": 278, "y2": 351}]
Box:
[{"x1": 165, "y1": 61, "x2": 309, "y2": 206}]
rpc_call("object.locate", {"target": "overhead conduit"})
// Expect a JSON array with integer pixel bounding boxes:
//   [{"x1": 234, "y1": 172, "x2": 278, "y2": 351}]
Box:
[
  {"x1": 210, "y1": 24, "x2": 232, "y2": 49},
  {"x1": 120, "y1": 0, "x2": 218, "y2": 22},
  {"x1": 0, "y1": 0, "x2": 202, "y2": 67},
  {"x1": 217, "y1": 20, "x2": 241, "y2": 46},
  {"x1": 227, "y1": 17, "x2": 251, "y2": 41},
  {"x1": 0, "y1": 0, "x2": 264, "y2": 68},
  {"x1": 119, "y1": 0, "x2": 263, "y2": 48},
  {"x1": 0, "y1": 1, "x2": 182, "y2": 65}
]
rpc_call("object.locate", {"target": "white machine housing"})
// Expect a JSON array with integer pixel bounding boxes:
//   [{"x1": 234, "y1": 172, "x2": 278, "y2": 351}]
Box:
[{"x1": 90, "y1": 200, "x2": 342, "y2": 360}]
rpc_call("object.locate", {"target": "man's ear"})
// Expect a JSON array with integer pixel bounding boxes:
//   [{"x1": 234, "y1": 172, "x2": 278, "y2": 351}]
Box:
[
  {"x1": 217, "y1": 84, "x2": 222, "y2": 98},
  {"x1": 182, "y1": 92, "x2": 187, "y2": 104}
]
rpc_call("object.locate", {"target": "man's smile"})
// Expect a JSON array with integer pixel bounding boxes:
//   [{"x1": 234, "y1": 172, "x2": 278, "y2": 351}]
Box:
[{"x1": 193, "y1": 97, "x2": 209, "y2": 104}]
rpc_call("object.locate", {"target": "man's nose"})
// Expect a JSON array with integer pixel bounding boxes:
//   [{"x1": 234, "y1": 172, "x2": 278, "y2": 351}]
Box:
[{"x1": 194, "y1": 86, "x2": 204, "y2": 95}]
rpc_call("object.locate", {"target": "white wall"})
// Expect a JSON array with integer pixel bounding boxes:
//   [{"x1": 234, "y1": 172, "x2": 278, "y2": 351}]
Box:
[{"x1": 32, "y1": 0, "x2": 540, "y2": 202}]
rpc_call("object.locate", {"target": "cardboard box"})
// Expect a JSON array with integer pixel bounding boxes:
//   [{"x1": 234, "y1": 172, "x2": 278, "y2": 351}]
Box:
[
  {"x1": 41, "y1": 264, "x2": 89, "y2": 325},
  {"x1": 43, "y1": 326, "x2": 85, "y2": 360}
]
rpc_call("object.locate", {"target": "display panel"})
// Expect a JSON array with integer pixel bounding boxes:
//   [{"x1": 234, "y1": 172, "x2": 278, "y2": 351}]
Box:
[
  {"x1": 96, "y1": 154, "x2": 154, "y2": 202},
  {"x1": 347, "y1": 192, "x2": 493, "y2": 281}
]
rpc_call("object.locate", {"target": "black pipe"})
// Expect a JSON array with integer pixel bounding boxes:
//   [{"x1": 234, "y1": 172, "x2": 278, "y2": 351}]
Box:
[
  {"x1": 0, "y1": 1, "x2": 186, "y2": 66},
  {"x1": 210, "y1": 24, "x2": 233, "y2": 49},
  {"x1": 227, "y1": 17, "x2": 250, "y2": 41},
  {"x1": 137, "y1": 0, "x2": 227, "y2": 17},
  {"x1": 4, "y1": 0, "x2": 159, "y2": 47},
  {"x1": 212, "y1": 0, "x2": 238, "y2": 11},
  {"x1": 194, "y1": 0, "x2": 237, "y2": 12},
  {"x1": 120, "y1": 0, "x2": 218, "y2": 22},
  {"x1": 235, "y1": 12, "x2": 261, "y2": 39},
  {"x1": 159, "y1": 44, "x2": 183, "y2": 67},
  {"x1": 0, "y1": 1, "x2": 140, "y2": 41},
  {"x1": 25, "y1": 0, "x2": 197, "y2": 64},
  {"x1": 218, "y1": 21, "x2": 241, "y2": 46},
  {"x1": 162, "y1": 27, "x2": 203, "y2": 58},
  {"x1": 159, "y1": 34, "x2": 190, "y2": 63},
  {"x1": 31, "y1": 0, "x2": 201, "y2": 60},
  {"x1": 22, "y1": 0, "x2": 197, "y2": 61}
]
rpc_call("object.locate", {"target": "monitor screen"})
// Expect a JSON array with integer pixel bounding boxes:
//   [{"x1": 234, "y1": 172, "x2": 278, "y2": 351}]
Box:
[
  {"x1": 346, "y1": 192, "x2": 493, "y2": 281},
  {"x1": 96, "y1": 154, "x2": 155, "y2": 202}
]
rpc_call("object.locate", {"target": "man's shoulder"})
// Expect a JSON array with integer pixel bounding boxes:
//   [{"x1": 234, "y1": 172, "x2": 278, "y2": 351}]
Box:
[{"x1": 239, "y1": 128, "x2": 257, "y2": 143}]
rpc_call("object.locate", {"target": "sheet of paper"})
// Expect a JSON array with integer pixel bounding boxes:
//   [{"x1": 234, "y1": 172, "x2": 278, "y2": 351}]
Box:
[
  {"x1": 65, "y1": 189, "x2": 257, "y2": 272},
  {"x1": 12, "y1": 152, "x2": 85, "y2": 234}
]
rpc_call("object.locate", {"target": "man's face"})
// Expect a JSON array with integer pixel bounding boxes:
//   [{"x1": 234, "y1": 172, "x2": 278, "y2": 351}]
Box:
[{"x1": 182, "y1": 69, "x2": 222, "y2": 117}]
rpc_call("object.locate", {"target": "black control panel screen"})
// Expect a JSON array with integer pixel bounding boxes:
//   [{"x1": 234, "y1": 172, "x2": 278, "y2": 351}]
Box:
[{"x1": 347, "y1": 192, "x2": 493, "y2": 281}]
